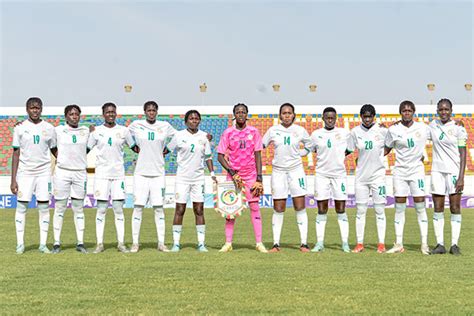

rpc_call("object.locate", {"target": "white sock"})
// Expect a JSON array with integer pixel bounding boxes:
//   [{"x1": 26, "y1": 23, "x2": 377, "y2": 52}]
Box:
[
  {"x1": 414, "y1": 202, "x2": 428, "y2": 245},
  {"x1": 451, "y1": 214, "x2": 462, "y2": 246},
  {"x1": 315, "y1": 214, "x2": 327, "y2": 243},
  {"x1": 113, "y1": 200, "x2": 125, "y2": 244},
  {"x1": 71, "y1": 199, "x2": 85, "y2": 245},
  {"x1": 272, "y1": 211, "x2": 284, "y2": 245},
  {"x1": 295, "y1": 209, "x2": 308, "y2": 245},
  {"x1": 53, "y1": 199, "x2": 67, "y2": 245},
  {"x1": 355, "y1": 203, "x2": 368, "y2": 244},
  {"x1": 374, "y1": 203, "x2": 386, "y2": 244},
  {"x1": 38, "y1": 203, "x2": 50, "y2": 246},
  {"x1": 132, "y1": 207, "x2": 143, "y2": 244},
  {"x1": 154, "y1": 207, "x2": 165, "y2": 246},
  {"x1": 173, "y1": 225, "x2": 182, "y2": 245},
  {"x1": 433, "y1": 211, "x2": 445, "y2": 246},
  {"x1": 394, "y1": 203, "x2": 406, "y2": 245},
  {"x1": 337, "y1": 212, "x2": 349, "y2": 244},
  {"x1": 196, "y1": 225, "x2": 206, "y2": 245},
  {"x1": 96, "y1": 201, "x2": 107, "y2": 244},
  {"x1": 15, "y1": 201, "x2": 28, "y2": 246}
]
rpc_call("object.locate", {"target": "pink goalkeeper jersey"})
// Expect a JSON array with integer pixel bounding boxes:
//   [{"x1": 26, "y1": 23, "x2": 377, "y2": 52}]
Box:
[{"x1": 217, "y1": 125, "x2": 263, "y2": 178}]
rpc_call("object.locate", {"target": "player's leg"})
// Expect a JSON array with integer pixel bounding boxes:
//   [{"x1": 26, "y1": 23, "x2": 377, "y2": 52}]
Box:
[
  {"x1": 353, "y1": 182, "x2": 369, "y2": 253},
  {"x1": 410, "y1": 177, "x2": 429, "y2": 255},
  {"x1": 93, "y1": 178, "x2": 110, "y2": 253},
  {"x1": 244, "y1": 177, "x2": 267, "y2": 253},
  {"x1": 52, "y1": 168, "x2": 70, "y2": 253},
  {"x1": 70, "y1": 170, "x2": 87, "y2": 253},
  {"x1": 171, "y1": 182, "x2": 190, "y2": 251},
  {"x1": 372, "y1": 181, "x2": 387, "y2": 253},
  {"x1": 191, "y1": 182, "x2": 207, "y2": 252},
  {"x1": 15, "y1": 176, "x2": 34, "y2": 253},
  {"x1": 151, "y1": 176, "x2": 168, "y2": 252},
  {"x1": 312, "y1": 175, "x2": 330, "y2": 252},
  {"x1": 36, "y1": 175, "x2": 52, "y2": 253},
  {"x1": 220, "y1": 175, "x2": 236, "y2": 253},
  {"x1": 111, "y1": 179, "x2": 128, "y2": 252},
  {"x1": 289, "y1": 167, "x2": 309, "y2": 252},
  {"x1": 431, "y1": 172, "x2": 446, "y2": 254},
  {"x1": 448, "y1": 174, "x2": 462, "y2": 255},
  {"x1": 387, "y1": 176, "x2": 408, "y2": 253},
  {"x1": 130, "y1": 175, "x2": 148, "y2": 252},
  {"x1": 269, "y1": 169, "x2": 288, "y2": 252},
  {"x1": 333, "y1": 178, "x2": 350, "y2": 252}
]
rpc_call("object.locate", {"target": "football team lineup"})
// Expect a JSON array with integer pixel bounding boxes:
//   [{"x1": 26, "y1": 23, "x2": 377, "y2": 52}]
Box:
[{"x1": 10, "y1": 97, "x2": 467, "y2": 257}]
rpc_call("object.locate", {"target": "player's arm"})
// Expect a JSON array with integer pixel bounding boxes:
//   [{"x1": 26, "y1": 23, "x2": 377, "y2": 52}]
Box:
[
  {"x1": 205, "y1": 158, "x2": 217, "y2": 183},
  {"x1": 10, "y1": 148, "x2": 20, "y2": 194},
  {"x1": 251, "y1": 150, "x2": 264, "y2": 197},
  {"x1": 299, "y1": 130, "x2": 312, "y2": 157},
  {"x1": 50, "y1": 147, "x2": 58, "y2": 158},
  {"x1": 456, "y1": 135, "x2": 467, "y2": 194}
]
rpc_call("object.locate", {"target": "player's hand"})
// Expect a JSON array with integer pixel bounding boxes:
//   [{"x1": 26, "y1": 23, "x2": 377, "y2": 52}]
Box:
[
  {"x1": 10, "y1": 180, "x2": 18, "y2": 195},
  {"x1": 132, "y1": 145, "x2": 140, "y2": 153},
  {"x1": 392, "y1": 120, "x2": 401, "y2": 125},
  {"x1": 206, "y1": 133, "x2": 213, "y2": 141},
  {"x1": 379, "y1": 123, "x2": 387, "y2": 128},
  {"x1": 89, "y1": 124, "x2": 96, "y2": 132},
  {"x1": 232, "y1": 173, "x2": 243, "y2": 190},
  {"x1": 14, "y1": 121, "x2": 24, "y2": 127},
  {"x1": 212, "y1": 176, "x2": 217, "y2": 183},
  {"x1": 454, "y1": 120, "x2": 465, "y2": 127},
  {"x1": 251, "y1": 181, "x2": 264, "y2": 197},
  {"x1": 455, "y1": 178, "x2": 464, "y2": 194}
]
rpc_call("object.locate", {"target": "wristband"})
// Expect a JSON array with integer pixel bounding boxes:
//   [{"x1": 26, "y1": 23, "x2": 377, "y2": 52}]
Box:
[
  {"x1": 256, "y1": 175, "x2": 263, "y2": 182},
  {"x1": 210, "y1": 171, "x2": 215, "y2": 177}
]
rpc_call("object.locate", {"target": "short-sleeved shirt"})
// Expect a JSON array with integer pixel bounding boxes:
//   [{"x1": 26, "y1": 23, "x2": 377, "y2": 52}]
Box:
[
  {"x1": 12, "y1": 120, "x2": 56, "y2": 176},
  {"x1": 262, "y1": 124, "x2": 312, "y2": 171},
  {"x1": 54, "y1": 125, "x2": 89, "y2": 171},
  {"x1": 385, "y1": 121, "x2": 428, "y2": 179},
  {"x1": 310, "y1": 127, "x2": 349, "y2": 178},
  {"x1": 167, "y1": 129, "x2": 212, "y2": 183},
  {"x1": 347, "y1": 124, "x2": 387, "y2": 184},
  {"x1": 217, "y1": 125, "x2": 262, "y2": 178},
  {"x1": 128, "y1": 120, "x2": 176, "y2": 176},
  {"x1": 87, "y1": 124, "x2": 135, "y2": 179},
  {"x1": 428, "y1": 120, "x2": 467, "y2": 173}
]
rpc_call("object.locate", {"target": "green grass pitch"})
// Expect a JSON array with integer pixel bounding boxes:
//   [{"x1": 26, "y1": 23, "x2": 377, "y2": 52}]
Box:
[{"x1": 1, "y1": 207, "x2": 473, "y2": 314}]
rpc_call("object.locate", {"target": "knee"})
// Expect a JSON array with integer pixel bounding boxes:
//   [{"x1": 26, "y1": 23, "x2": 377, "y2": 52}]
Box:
[
  {"x1": 37, "y1": 202, "x2": 49, "y2": 214},
  {"x1": 16, "y1": 201, "x2": 28, "y2": 214}
]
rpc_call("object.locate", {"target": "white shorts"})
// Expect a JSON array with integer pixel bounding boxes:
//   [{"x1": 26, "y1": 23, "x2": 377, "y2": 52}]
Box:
[
  {"x1": 175, "y1": 181, "x2": 205, "y2": 204},
  {"x1": 271, "y1": 167, "x2": 307, "y2": 199},
  {"x1": 355, "y1": 178, "x2": 387, "y2": 204},
  {"x1": 430, "y1": 171, "x2": 458, "y2": 196},
  {"x1": 314, "y1": 175, "x2": 347, "y2": 201},
  {"x1": 134, "y1": 174, "x2": 165, "y2": 206},
  {"x1": 53, "y1": 168, "x2": 87, "y2": 200},
  {"x1": 393, "y1": 174, "x2": 425, "y2": 197},
  {"x1": 94, "y1": 178, "x2": 125, "y2": 201},
  {"x1": 16, "y1": 174, "x2": 51, "y2": 202}
]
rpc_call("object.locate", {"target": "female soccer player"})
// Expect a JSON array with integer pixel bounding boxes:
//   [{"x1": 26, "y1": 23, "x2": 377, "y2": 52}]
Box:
[
  {"x1": 88, "y1": 103, "x2": 137, "y2": 253},
  {"x1": 429, "y1": 99, "x2": 467, "y2": 255},
  {"x1": 51, "y1": 105, "x2": 90, "y2": 254},
  {"x1": 385, "y1": 100, "x2": 430, "y2": 255},
  {"x1": 129, "y1": 101, "x2": 176, "y2": 253},
  {"x1": 167, "y1": 110, "x2": 217, "y2": 252},
  {"x1": 347, "y1": 104, "x2": 387, "y2": 253},
  {"x1": 217, "y1": 103, "x2": 267, "y2": 253},
  {"x1": 262, "y1": 103, "x2": 312, "y2": 253},
  {"x1": 11, "y1": 97, "x2": 56, "y2": 254},
  {"x1": 310, "y1": 107, "x2": 351, "y2": 253}
]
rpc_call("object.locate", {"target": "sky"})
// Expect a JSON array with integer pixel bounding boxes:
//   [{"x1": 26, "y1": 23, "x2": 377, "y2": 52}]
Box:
[{"x1": 0, "y1": 0, "x2": 473, "y2": 108}]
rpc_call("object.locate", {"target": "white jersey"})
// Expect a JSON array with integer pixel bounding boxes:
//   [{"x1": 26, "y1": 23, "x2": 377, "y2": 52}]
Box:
[
  {"x1": 87, "y1": 124, "x2": 135, "y2": 179},
  {"x1": 12, "y1": 120, "x2": 56, "y2": 176},
  {"x1": 428, "y1": 120, "x2": 467, "y2": 173},
  {"x1": 128, "y1": 120, "x2": 176, "y2": 176},
  {"x1": 385, "y1": 121, "x2": 428, "y2": 179},
  {"x1": 54, "y1": 124, "x2": 89, "y2": 171},
  {"x1": 347, "y1": 124, "x2": 387, "y2": 184},
  {"x1": 262, "y1": 124, "x2": 312, "y2": 171},
  {"x1": 310, "y1": 127, "x2": 349, "y2": 178},
  {"x1": 167, "y1": 129, "x2": 211, "y2": 183}
]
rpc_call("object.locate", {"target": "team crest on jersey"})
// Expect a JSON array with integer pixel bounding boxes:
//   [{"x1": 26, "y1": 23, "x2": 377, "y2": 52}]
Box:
[
  {"x1": 198, "y1": 139, "x2": 206, "y2": 145},
  {"x1": 247, "y1": 134, "x2": 253, "y2": 140},
  {"x1": 448, "y1": 129, "x2": 455, "y2": 136},
  {"x1": 80, "y1": 130, "x2": 86, "y2": 136},
  {"x1": 415, "y1": 132, "x2": 421, "y2": 138},
  {"x1": 156, "y1": 129, "x2": 163, "y2": 134},
  {"x1": 293, "y1": 132, "x2": 299, "y2": 137},
  {"x1": 42, "y1": 130, "x2": 48, "y2": 136},
  {"x1": 375, "y1": 135, "x2": 381, "y2": 141},
  {"x1": 116, "y1": 133, "x2": 121, "y2": 138},
  {"x1": 335, "y1": 134, "x2": 341, "y2": 140}
]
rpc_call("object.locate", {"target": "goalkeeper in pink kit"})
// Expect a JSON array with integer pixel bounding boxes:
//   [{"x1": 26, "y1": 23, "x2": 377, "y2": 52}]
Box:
[{"x1": 217, "y1": 103, "x2": 268, "y2": 253}]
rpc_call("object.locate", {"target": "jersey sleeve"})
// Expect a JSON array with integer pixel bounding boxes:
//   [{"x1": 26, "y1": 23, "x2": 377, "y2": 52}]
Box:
[
  {"x1": 384, "y1": 128, "x2": 395, "y2": 148},
  {"x1": 48, "y1": 127, "x2": 57, "y2": 149},
  {"x1": 254, "y1": 129, "x2": 263, "y2": 151},
  {"x1": 204, "y1": 138, "x2": 212, "y2": 160},
  {"x1": 12, "y1": 126, "x2": 20, "y2": 149},
  {"x1": 310, "y1": 132, "x2": 318, "y2": 153},
  {"x1": 262, "y1": 128, "x2": 271, "y2": 148},
  {"x1": 217, "y1": 130, "x2": 229, "y2": 154},
  {"x1": 87, "y1": 130, "x2": 97, "y2": 150},
  {"x1": 426, "y1": 123, "x2": 433, "y2": 141},
  {"x1": 166, "y1": 133, "x2": 178, "y2": 152},
  {"x1": 301, "y1": 128, "x2": 312, "y2": 153},
  {"x1": 124, "y1": 128, "x2": 135, "y2": 148},
  {"x1": 347, "y1": 130, "x2": 356, "y2": 153},
  {"x1": 458, "y1": 126, "x2": 468, "y2": 147}
]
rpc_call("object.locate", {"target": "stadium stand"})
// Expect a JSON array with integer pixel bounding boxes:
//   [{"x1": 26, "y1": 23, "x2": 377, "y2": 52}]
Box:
[{"x1": 0, "y1": 113, "x2": 472, "y2": 176}]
